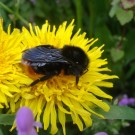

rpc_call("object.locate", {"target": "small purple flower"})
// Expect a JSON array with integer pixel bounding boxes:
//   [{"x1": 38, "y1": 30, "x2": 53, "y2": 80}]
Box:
[
  {"x1": 16, "y1": 107, "x2": 42, "y2": 135},
  {"x1": 118, "y1": 94, "x2": 135, "y2": 106},
  {"x1": 118, "y1": 95, "x2": 129, "y2": 106},
  {"x1": 94, "y1": 132, "x2": 108, "y2": 135}
]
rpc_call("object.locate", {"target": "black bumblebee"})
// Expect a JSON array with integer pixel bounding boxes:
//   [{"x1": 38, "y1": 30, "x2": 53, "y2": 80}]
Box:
[{"x1": 22, "y1": 45, "x2": 89, "y2": 86}]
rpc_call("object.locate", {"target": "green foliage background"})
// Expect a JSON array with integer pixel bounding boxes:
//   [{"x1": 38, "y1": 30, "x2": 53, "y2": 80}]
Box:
[{"x1": 0, "y1": 0, "x2": 135, "y2": 134}]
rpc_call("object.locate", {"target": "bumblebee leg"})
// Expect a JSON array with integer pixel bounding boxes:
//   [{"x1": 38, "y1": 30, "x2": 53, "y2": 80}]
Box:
[
  {"x1": 30, "y1": 74, "x2": 53, "y2": 86},
  {"x1": 76, "y1": 75, "x2": 79, "y2": 85}
]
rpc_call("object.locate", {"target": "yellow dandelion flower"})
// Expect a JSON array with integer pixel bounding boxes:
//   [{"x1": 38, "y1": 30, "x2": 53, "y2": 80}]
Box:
[
  {"x1": 11, "y1": 20, "x2": 117, "y2": 134},
  {"x1": 0, "y1": 19, "x2": 32, "y2": 109}
]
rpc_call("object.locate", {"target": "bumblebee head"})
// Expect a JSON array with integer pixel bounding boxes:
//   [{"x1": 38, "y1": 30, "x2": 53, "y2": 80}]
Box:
[{"x1": 62, "y1": 45, "x2": 89, "y2": 85}]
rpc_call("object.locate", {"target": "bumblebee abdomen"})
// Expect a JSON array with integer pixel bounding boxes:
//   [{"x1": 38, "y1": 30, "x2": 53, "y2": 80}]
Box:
[{"x1": 22, "y1": 61, "x2": 44, "y2": 80}]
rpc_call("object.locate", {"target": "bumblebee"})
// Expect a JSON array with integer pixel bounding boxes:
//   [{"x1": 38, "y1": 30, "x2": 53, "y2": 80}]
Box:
[{"x1": 22, "y1": 45, "x2": 89, "y2": 86}]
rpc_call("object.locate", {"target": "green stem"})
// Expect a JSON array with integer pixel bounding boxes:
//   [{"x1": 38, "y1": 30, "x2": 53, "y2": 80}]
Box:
[
  {"x1": 88, "y1": 0, "x2": 94, "y2": 37},
  {"x1": 0, "y1": 2, "x2": 29, "y2": 26},
  {"x1": 0, "y1": 2, "x2": 13, "y2": 13},
  {"x1": 73, "y1": 0, "x2": 82, "y2": 29}
]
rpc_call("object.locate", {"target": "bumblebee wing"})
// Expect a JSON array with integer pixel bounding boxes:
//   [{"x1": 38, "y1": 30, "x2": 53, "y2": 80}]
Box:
[{"x1": 22, "y1": 46, "x2": 68, "y2": 66}]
